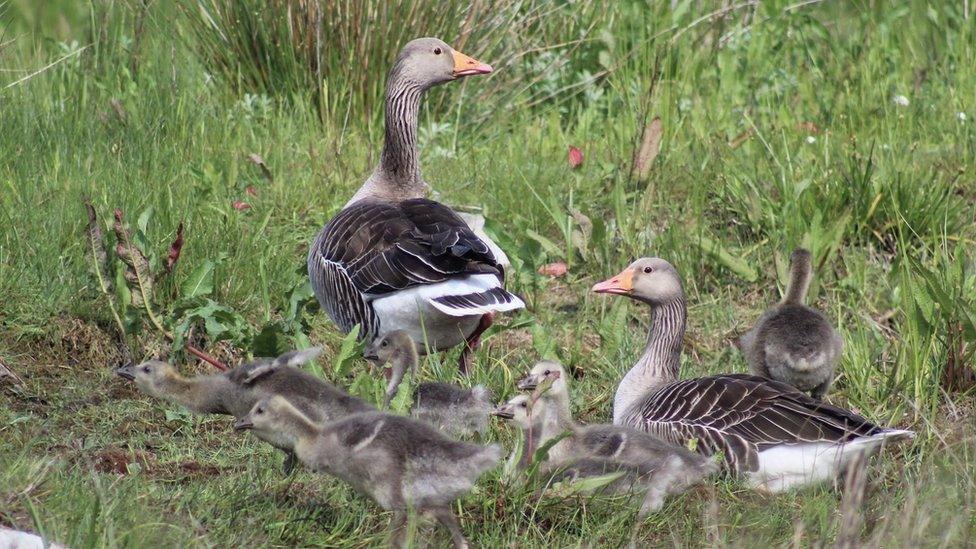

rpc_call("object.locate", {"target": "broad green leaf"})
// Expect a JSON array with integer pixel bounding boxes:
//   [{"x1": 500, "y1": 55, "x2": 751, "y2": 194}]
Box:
[
  {"x1": 526, "y1": 229, "x2": 563, "y2": 258},
  {"x1": 332, "y1": 325, "x2": 361, "y2": 379},
  {"x1": 693, "y1": 235, "x2": 758, "y2": 282},
  {"x1": 548, "y1": 470, "x2": 626, "y2": 497},
  {"x1": 181, "y1": 260, "x2": 215, "y2": 299}
]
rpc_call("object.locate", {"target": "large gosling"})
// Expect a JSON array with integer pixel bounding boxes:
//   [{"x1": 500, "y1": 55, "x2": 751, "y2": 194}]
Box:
[
  {"x1": 739, "y1": 248, "x2": 843, "y2": 399},
  {"x1": 235, "y1": 396, "x2": 501, "y2": 548},
  {"x1": 492, "y1": 390, "x2": 715, "y2": 516},
  {"x1": 365, "y1": 330, "x2": 492, "y2": 437},
  {"x1": 116, "y1": 347, "x2": 373, "y2": 471}
]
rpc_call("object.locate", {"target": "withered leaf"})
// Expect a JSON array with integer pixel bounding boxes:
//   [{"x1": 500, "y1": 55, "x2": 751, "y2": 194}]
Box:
[
  {"x1": 113, "y1": 209, "x2": 153, "y2": 307},
  {"x1": 729, "y1": 127, "x2": 755, "y2": 149},
  {"x1": 84, "y1": 201, "x2": 113, "y2": 293},
  {"x1": 164, "y1": 222, "x2": 185, "y2": 275},
  {"x1": 632, "y1": 117, "x2": 663, "y2": 181},
  {"x1": 248, "y1": 153, "x2": 273, "y2": 182}
]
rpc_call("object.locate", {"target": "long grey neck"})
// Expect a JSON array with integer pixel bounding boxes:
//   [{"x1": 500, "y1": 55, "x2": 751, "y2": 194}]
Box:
[
  {"x1": 156, "y1": 374, "x2": 232, "y2": 415},
  {"x1": 384, "y1": 347, "x2": 417, "y2": 406},
  {"x1": 613, "y1": 298, "x2": 686, "y2": 424},
  {"x1": 346, "y1": 60, "x2": 431, "y2": 207},
  {"x1": 285, "y1": 409, "x2": 322, "y2": 460},
  {"x1": 378, "y1": 73, "x2": 424, "y2": 187},
  {"x1": 783, "y1": 256, "x2": 812, "y2": 305},
  {"x1": 548, "y1": 391, "x2": 578, "y2": 433}
]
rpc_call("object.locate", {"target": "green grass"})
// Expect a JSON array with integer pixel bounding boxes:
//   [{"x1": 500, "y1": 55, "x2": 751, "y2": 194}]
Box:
[{"x1": 2, "y1": 1, "x2": 975, "y2": 547}]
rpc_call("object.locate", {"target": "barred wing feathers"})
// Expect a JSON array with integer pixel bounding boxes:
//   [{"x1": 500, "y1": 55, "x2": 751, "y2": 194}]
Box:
[{"x1": 626, "y1": 374, "x2": 887, "y2": 473}]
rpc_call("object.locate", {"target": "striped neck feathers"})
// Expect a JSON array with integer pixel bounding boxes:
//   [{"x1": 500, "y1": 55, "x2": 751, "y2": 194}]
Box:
[
  {"x1": 357, "y1": 60, "x2": 429, "y2": 205},
  {"x1": 613, "y1": 297, "x2": 687, "y2": 423}
]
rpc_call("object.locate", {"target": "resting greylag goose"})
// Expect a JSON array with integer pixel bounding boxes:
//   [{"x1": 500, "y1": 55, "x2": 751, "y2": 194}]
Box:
[
  {"x1": 116, "y1": 347, "x2": 373, "y2": 472},
  {"x1": 308, "y1": 38, "x2": 523, "y2": 374},
  {"x1": 739, "y1": 248, "x2": 843, "y2": 399},
  {"x1": 592, "y1": 257, "x2": 913, "y2": 492},
  {"x1": 365, "y1": 330, "x2": 492, "y2": 436},
  {"x1": 234, "y1": 396, "x2": 501, "y2": 549},
  {"x1": 491, "y1": 388, "x2": 715, "y2": 515}
]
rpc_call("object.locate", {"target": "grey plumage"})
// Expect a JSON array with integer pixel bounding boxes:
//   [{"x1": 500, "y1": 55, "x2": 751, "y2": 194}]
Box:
[
  {"x1": 592, "y1": 257, "x2": 912, "y2": 490},
  {"x1": 366, "y1": 330, "x2": 493, "y2": 437},
  {"x1": 739, "y1": 248, "x2": 843, "y2": 399},
  {"x1": 493, "y1": 376, "x2": 716, "y2": 516},
  {"x1": 306, "y1": 38, "x2": 521, "y2": 374},
  {"x1": 237, "y1": 396, "x2": 501, "y2": 548}
]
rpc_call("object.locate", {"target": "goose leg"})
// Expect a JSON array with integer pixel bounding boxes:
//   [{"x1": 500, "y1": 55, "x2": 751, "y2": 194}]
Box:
[
  {"x1": 459, "y1": 312, "x2": 494, "y2": 375},
  {"x1": 389, "y1": 510, "x2": 409, "y2": 549},
  {"x1": 810, "y1": 378, "x2": 832, "y2": 401},
  {"x1": 430, "y1": 506, "x2": 469, "y2": 549}
]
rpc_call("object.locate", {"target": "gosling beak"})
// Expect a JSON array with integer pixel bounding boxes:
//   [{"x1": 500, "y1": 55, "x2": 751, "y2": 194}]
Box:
[
  {"x1": 489, "y1": 405, "x2": 514, "y2": 420},
  {"x1": 233, "y1": 418, "x2": 253, "y2": 431},
  {"x1": 363, "y1": 347, "x2": 379, "y2": 361},
  {"x1": 592, "y1": 268, "x2": 635, "y2": 296},
  {"x1": 115, "y1": 364, "x2": 135, "y2": 381},
  {"x1": 452, "y1": 49, "x2": 493, "y2": 77},
  {"x1": 516, "y1": 375, "x2": 539, "y2": 391}
]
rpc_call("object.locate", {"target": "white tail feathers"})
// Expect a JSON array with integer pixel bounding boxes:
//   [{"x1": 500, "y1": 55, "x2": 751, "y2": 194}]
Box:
[{"x1": 429, "y1": 288, "x2": 525, "y2": 317}]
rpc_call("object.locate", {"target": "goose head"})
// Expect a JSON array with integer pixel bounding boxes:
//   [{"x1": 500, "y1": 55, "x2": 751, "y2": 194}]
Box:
[
  {"x1": 516, "y1": 360, "x2": 566, "y2": 395},
  {"x1": 592, "y1": 257, "x2": 683, "y2": 305},
  {"x1": 392, "y1": 37, "x2": 492, "y2": 90},
  {"x1": 116, "y1": 360, "x2": 180, "y2": 398},
  {"x1": 489, "y1": 394, "x2": 544, "y2": 430},
  {"x1": 364, "y1": 330, "x2": 415, "y2": 364},
  {"x1": 234, "y1": 395, "x2": 296, "y2": 435}
]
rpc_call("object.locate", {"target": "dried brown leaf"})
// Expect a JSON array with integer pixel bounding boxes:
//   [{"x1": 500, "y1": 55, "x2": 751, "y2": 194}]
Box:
[
  {"x1": 164, "y1": 222, "x2": 185, "y2": 275},
  {"x1": 538, "y1": 262, "x2": 568, "y2": 277},
  {"x1": 109, "y1": 99, "x2": 127, "y2": 122},
  {"x1": 84, "y1": 201, "x2": 112, "y2": 293},
  {"x1": 112, "y1": 209, "x2": 153, "y2": 307},
  {"x1": 632, "y1": 117, "x2": 663, "y2": 181},
  {"x1": 248, "y1": 153, "x2": 273, "y2": 182},
  {"x1": 729, "y1": 128, "x2": 755, "y2": 149},
  {"x1": 569, "y1": 207, "x2": 592, "y2": 259}
]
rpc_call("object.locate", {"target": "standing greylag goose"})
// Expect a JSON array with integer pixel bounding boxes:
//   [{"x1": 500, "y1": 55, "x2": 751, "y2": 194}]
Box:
[
  {"x1": 234, "y1": 396, "x2": 502, "y2": 549},
  {"x1": 365, "y1": 330, "x2": 492, "y2": 437},
  {"x1": 739, "y1": 248, "x2": 843, "y2": 399},
  {"x1": 116, "y1": 347, "x2": 373, "y2": 472},
  {"x1": 592, "y1": 257, "x2": 913, "y2": 492},
  {"x1": 308, "y1": 38, "x2": 524, "y2": 374}
]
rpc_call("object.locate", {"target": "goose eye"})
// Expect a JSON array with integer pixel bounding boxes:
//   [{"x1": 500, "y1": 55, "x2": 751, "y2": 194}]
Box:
[
  {"x1": 520, "y1": 402, "x2": 527, "y2": 408},
  {"x1": 142, "y1": 366, "x2": 151, "y2": 373},
  {"x1": 381, "y1": 340, "x2": 388, "y2": 348},
  {"x1": 543, "y1": 370, "x2": 550, "y2": 375},
  {"x1": 256, "y1": 407, "x2": 264, "y2": 415},
  {"x1": 643, "y1": 266, "x2": 653, "y2": 274},
  {"x1": 433, "y1": 47, "x2": 442, "y2": 55}
]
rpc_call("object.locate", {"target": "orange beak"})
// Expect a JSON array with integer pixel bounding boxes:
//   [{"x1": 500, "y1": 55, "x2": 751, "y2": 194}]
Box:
[
  {"x1": 592, "y1": 268, "x2": 634, "y2": 296},
  {"x1": 452, "y1": 49, "x2": 493, "y2": 77}
]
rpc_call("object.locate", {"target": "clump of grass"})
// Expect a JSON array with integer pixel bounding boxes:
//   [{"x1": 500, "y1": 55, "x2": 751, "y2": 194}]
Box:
[{"x1": 177, "y1": 0, "x2": 609, "y2": 123}]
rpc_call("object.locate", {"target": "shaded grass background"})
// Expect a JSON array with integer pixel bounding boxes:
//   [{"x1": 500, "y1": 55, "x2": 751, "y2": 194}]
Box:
[{"x1": 1, "y1": 0, "x2": 975, "y2": 546}]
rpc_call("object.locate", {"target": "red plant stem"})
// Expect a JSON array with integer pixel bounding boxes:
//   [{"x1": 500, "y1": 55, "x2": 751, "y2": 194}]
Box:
[{"x1": 186, "y1": 345, "x2": 228, "y2": 371}]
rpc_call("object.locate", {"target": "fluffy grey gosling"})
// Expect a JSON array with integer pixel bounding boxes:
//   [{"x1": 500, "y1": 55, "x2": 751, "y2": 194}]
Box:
[
  {"x1": 739, "y1": 248, "x2": 843, "y2": 399},
  {"x1": 365, "y1": 330, "x2": 492, "y2": 437},
  {"x1": 491, "y1": 390, "x2": 716, "y2": 516},
  {"x1": 116, "y1": 347, "x2": 373, "y2": 472},
  {"x1": 235, "y1": 396, "x2": 501, "y2": 549}
]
